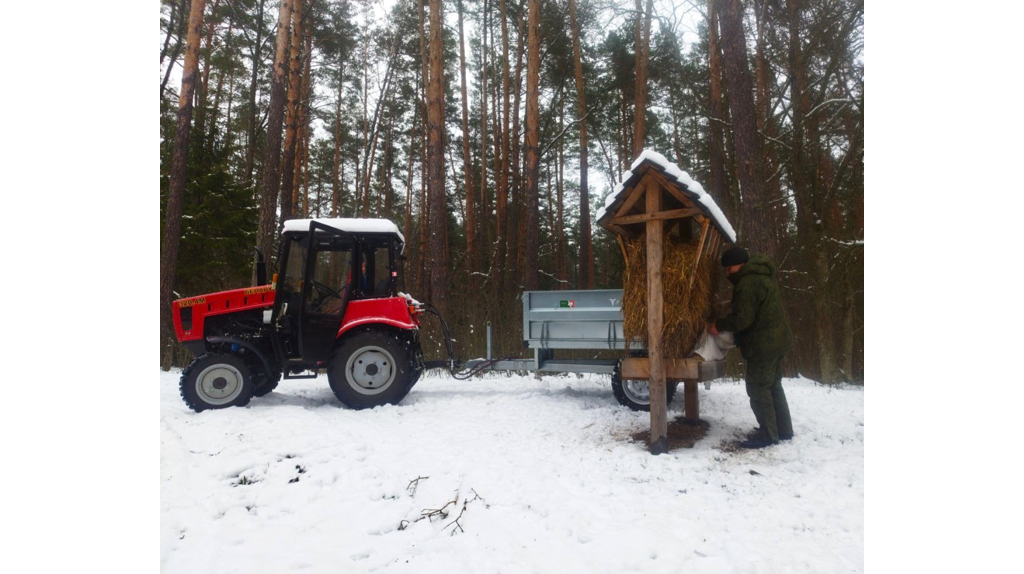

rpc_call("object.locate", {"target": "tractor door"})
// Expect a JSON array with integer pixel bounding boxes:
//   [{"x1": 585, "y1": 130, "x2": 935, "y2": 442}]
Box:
[{"x1": 298, "y1": 223, "x2": 356, "y2": 363}]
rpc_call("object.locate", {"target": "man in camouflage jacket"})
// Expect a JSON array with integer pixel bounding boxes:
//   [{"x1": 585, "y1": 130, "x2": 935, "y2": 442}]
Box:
[{"x1": 710, "y1": 246, "x2": 794, "y2": 448}]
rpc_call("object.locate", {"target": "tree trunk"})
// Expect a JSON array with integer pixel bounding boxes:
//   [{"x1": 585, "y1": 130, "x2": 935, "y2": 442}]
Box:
[
  {"x1": 383, "y1": 110, "x2": 395, "y2": 217},
  {"x1": 632, "y1": 0, "x2": 653, "y2": 159},
  {"x1": 291, "y1": 28, "x2": 312, "y2": 218},
  {"x1": 490, "y1": 41, "x2": 501, "y2": 261},
  {"x1": 716, "y1": 0, "x2": 777, "y2": 260},
  {"x1": 510, "y1": 10, "x2": 527, "y2": 282},
  {"x1": 160, "y1": 0, "x2": 180, "y2": 66},
  {"x1": 280, "y1": 0, "x2": 304, "y2": 223},
  {"x1": 161, "y1": 0, "x2": 208, "y2": 368},
  {"x1": 546, "y1": 164, "x2": 554, "y2": 261},
  {"x1": 161, "y1": 0, "x2": 191, "y2": 99},
  {"x1": 256, "y1": 0, "x2": 292, "y2": 278},
  {"x1": 456, "y1": 0, "x2": 476, "y2": 283},
  {"x1": 495, "y1": 0, "x2": 512, "y2": 281},
  {"x1": 223, "y1": 62, "x2": 235, "y2": 150},
  {"x1": 568, "y1": 0, "x2": 593, "y2": 288},
  {"x1": 786, "y1": 0, "x2": 839, "y2": 383},
  {"x1": 477, "y1": 0, "x2": 490, "y2": 281},
  {"x1": 356, "y1": 2, "x2": 373, "y2": 215},
  {"x1": 754, "y1": 0, "x2": 783, "y2": 235},
  {"x1": 417, "y1": 0, "x2": 430, "y2": 300},
  {"x1": 299, "y1": 44, "x2": 313, "y2": 218},
  {"x1": 245, "y1": 0, "x2": 266, "y2": 185},
  {"x1": 405, "y1": 105, "x2": 416, "y2": 242},
  {"x1": 556, "y1": 110, "x2": 567, "y2": 288},
  {"x1": 707, "y1": 0, "x2": 731, "y2": 222},
  {"x1": 523, "y1": 0, "x2": 540, "y2": 291},
  {"x1": 333, "y1": 58, "x2": 344, "y2": 216},
  {"x1": 362, "y1": 55, "x2": 397, "y2": 217},
  {"x1": 195, "y1": 0, "x2": 222, "y2": 144},
  {"x1": 426, "y1": 0, "x2": 448, "y2": 314}
]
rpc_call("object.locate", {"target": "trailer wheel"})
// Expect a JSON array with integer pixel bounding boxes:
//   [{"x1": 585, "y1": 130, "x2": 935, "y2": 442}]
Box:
[
  {"x1": 328, "y1": 329, "x2": 415, "y2": 409},
  {"x1": 180, "y1": 353, "x2": 255, "y2": 412},
  {"x1": 611, "y1": 361, "x2": 678, "y2": 412}
]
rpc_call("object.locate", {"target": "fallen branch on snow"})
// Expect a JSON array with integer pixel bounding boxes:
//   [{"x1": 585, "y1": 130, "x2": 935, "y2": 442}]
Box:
[{"x1": 406, "y1": 475, "x2": 429, "y2": 496}]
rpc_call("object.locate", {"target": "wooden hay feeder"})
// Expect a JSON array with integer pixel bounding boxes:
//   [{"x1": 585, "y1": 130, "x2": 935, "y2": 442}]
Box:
[{"x1": 597, "y1": 150, "x2": 736, "y2": 454}]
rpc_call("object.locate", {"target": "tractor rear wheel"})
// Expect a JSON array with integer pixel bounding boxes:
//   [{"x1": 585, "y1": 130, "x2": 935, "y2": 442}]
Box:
[
  {"x1": 180, "y1": 353, "x2": 255, "y2": 412},
  {"x1": 611, "y1": 360, "x2": 678, "y2": 412},
  {"x1": 328, "y1": 330, "x2": 416, "y2": 409}
]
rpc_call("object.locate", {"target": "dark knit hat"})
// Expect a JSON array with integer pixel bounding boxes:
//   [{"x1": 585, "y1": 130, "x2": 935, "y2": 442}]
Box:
[{"x1": 721, "y1": 246, "x2": 749, "y2": 267}]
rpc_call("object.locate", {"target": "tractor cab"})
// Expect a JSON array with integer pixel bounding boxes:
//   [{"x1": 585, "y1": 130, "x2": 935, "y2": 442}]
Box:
[{"x1": 271, "y1": 219, "x2": 408, "y2": 367}]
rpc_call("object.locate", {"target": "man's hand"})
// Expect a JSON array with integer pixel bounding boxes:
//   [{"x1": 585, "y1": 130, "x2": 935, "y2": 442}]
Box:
[{"x1": 708, "y1": 323, "x2": 719, "y2": 336}]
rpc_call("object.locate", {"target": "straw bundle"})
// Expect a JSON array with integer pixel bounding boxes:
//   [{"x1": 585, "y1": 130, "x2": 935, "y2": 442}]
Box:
[{"x1": 622, "y1": 234, "x2": 716, "y2": 358}]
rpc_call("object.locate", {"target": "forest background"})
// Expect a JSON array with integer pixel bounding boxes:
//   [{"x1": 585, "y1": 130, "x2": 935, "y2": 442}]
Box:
[{"x1": 158, "y1": 0, "x2": 864, "y2": 383}]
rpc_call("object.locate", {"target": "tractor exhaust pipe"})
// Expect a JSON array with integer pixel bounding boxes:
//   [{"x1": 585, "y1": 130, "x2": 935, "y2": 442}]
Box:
[{"x1": 254, "y1": 248, "x2": 267, "y2": 286}]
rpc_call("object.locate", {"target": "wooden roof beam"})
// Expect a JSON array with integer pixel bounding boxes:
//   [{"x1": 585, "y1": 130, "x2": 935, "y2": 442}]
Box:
[
  {"x1": 647, "y1": 170, "x2": 696, "y2": 209},
  {"x1": 611, "y1": 206, "x2": 702, "y2": 226},
  {"x1": 614, "y1": 179, "x2": 648, "y2": 219}
]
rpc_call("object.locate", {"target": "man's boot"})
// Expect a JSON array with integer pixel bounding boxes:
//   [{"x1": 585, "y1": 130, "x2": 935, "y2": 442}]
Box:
[{"x1": 738, "y1": 429, "x2": 777, "y2": 449}]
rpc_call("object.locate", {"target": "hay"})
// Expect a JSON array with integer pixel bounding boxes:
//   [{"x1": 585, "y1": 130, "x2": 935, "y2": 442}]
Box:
[{"x1": 622, "y1": 233, "x2": 716, "y2": 358}]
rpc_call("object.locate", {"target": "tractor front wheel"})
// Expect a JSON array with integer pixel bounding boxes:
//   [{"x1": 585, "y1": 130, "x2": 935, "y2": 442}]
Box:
[
  {"x1": 253, "y1": 369, "x2": 281, "y2": 397},
  {"x1": 180, "y1": 353, "x2": 255, "y2": 412},
  {"x1": 328, "y1": 330, "x2": 416, "y2": 409}
]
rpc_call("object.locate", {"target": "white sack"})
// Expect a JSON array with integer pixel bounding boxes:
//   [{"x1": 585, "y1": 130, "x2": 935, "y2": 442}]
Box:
[{"x1": 689, "y1": 330, "x2": 735, "y2": 361}]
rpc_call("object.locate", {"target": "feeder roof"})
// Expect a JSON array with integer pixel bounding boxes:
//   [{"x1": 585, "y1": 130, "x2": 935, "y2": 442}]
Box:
[{"x1": 596, "y1": 150, "x2": 736, "y2": 243}]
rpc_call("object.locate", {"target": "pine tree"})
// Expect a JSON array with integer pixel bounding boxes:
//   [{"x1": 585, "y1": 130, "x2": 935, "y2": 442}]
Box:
[
  {"x1": 161, "y1": 0, "x2": 208, "y2": 368},
  {"x1": 523, "y1": 0, "x2": 540, "y2": 291}
]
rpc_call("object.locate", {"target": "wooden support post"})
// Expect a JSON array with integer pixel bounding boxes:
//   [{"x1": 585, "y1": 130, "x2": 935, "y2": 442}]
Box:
[
  {"x1": 684, "y1": 380, "x2": 699, "y2": 422},
  {"x1": 646, "y1": 179, "x2": 668, "y2": 455}
]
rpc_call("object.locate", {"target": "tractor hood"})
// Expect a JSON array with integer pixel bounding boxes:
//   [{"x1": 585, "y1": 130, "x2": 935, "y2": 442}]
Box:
[{"x1": 172, "y1": 284, "x2": 277, "y2": 343}]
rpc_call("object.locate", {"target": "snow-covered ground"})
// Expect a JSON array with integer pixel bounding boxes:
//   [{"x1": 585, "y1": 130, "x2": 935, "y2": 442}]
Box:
[{"x1": 161, "y1": 370, "x2": 863, "y2": 573}]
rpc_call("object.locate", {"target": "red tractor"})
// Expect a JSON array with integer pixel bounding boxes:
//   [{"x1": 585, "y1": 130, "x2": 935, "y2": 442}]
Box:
[{"x1": 171, "y1": 218, "x2": 429, "y2": 412}]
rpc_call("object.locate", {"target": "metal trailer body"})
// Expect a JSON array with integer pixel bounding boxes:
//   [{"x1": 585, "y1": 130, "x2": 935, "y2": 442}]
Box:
[{"x1": 465, "y1": 289, "x2": 724, "y2": 384}]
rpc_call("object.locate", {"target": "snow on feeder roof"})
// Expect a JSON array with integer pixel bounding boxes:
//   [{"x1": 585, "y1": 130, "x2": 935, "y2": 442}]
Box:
[{"x1": 596, "y1": 149, "x2": 736, "y2": 243}]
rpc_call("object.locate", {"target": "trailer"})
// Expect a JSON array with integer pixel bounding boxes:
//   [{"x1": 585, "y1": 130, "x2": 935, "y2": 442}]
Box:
[{"x1": 464, "y1": 289, "x2": 724, "y2": 415}]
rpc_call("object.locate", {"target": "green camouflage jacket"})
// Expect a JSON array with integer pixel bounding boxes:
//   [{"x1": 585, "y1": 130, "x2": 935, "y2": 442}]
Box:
[{"x1": 715, "y1": 255, "x2": 794, "y2": 361}]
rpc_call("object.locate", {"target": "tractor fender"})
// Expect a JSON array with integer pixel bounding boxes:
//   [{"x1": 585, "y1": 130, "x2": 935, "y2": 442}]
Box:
[
  {"x1": 206, "y1": 336, "x2": 274, "y2": 378},
  {"x1": 336, "y1": 297, "x2": 418, "y2": 338},
  {"x1": 337, "y1": 316, "x2": 417, "y2": 337}
]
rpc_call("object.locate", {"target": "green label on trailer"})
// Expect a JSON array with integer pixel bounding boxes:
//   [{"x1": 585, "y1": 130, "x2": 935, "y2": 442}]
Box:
[{"x1": 559, "y1": 300, "x2": 576, "y2": 308}]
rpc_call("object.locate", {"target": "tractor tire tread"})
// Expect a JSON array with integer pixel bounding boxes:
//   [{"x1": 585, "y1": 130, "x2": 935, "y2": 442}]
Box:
[
  {"x1": 179, "y1": 353, "x2": 255, "y2": 412},
  {"x1": 328, "y1": 329, "x2": 417, "y2": 410}
]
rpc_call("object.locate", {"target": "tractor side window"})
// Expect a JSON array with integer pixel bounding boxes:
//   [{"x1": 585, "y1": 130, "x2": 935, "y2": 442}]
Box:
[
  {"x1": 281, "y1": 237, "x2": 306, "y2": 294},
  {"x1": 305, "y1": 248, "x2": 353, "y2": 315},
  {"x1": 373, "y1": 246, "x2": 391, "y2": 297}
]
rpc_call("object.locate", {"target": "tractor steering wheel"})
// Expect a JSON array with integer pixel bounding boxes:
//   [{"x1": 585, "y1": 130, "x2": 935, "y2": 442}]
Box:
[{"x1": 309, "y1": 280, "x2": 346, "y2": 313}]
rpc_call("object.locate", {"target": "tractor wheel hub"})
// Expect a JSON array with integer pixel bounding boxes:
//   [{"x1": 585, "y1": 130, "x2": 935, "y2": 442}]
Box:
[
  {"x1": 196, "y1": 363, "x2": 244, "y2": 404},
  {"x1": 346, "y1": 346, "x2": 396, "y2": 395}
]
